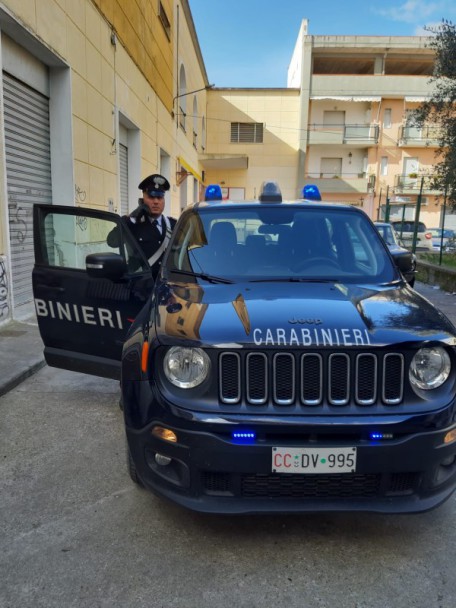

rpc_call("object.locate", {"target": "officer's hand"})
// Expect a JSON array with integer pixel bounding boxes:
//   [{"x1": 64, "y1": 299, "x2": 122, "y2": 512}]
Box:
[{"x1": 129, "y1": 203, "x2": 151, "y2": 221}]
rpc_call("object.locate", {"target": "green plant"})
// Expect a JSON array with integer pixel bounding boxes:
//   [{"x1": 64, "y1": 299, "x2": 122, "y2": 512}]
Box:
[{"x1": 419, "y1": 251, "x2": 456, "y2": 269}]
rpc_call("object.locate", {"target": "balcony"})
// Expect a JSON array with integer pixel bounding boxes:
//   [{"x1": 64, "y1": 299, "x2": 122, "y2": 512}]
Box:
[
  {"x1": 311, "y1": 74, "x2": 437, "y2": 98},
  {"x1": 308, "y1": 124, "x2": 379, "y2": 146},
  {"x1": 397, "y1": 125, "x2": 442, "y2": 147},
  {"x1": 394, "y1": 174, "x2": 442, "y2": 195},
  {"x1": 304, "y1": 172, "x2": 370, "y2": 194}
]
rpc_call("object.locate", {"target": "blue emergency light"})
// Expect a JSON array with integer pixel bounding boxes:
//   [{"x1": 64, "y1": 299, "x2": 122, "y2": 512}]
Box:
[
  {"x1": 204, "y1": 184, "x2": 222, "y2": 201},
  {"x1": 302, "y1": 184, "x2": 322, "y2": 201},
  {"x1": 259, "y1": 181, "x2": 282, "y2": 202}
]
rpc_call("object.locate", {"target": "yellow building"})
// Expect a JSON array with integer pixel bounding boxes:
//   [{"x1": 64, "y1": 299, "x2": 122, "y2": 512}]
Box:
[
  {"x1": 0, "y1": 0, "x2": 209, "y2": 320},
  {"x1": 0, "y1": 5, "x2": 445, "y2": 324}
]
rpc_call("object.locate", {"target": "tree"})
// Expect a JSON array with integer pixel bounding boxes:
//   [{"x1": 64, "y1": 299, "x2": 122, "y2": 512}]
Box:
[{"x1": 413, "y1": 20, "x2": 456, "y2": 209}]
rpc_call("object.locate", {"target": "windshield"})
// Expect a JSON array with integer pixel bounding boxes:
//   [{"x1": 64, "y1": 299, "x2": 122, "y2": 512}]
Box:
[{"x1": 165, "y1": 205, "x2": 397, "y2": 284}]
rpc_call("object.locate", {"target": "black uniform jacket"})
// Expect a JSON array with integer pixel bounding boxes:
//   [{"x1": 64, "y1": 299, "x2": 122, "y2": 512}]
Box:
[{"x1": 107, "y1": 212, "x2": 177, "y2": 277}]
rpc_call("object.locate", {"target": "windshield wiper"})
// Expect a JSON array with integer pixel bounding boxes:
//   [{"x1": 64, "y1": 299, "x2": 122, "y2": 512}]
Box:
[
  {"x1": 249, "y1": 277, "x2": 338, "y2": 283},
  {"x1": 168, "y1": 268, "x2": 234, "y2": 284}
]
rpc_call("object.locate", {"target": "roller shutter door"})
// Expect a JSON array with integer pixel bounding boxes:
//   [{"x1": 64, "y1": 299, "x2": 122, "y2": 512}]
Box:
[
  {"x1": 4, "y1": 72, "x2": 52, "y2": 309},
  {"x1": 119, "y1": 143, "x2": 129, "y2": 216}
]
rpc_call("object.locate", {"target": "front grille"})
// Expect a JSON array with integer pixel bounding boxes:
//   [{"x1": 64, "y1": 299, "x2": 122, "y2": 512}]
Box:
[
  {"x1": 219, "y1": 350, "x2": 404, "y2": 408},
  {"x1": 241, "y1": 473, "x2": 381, "y2": 498},
  {"x1": 200, "y1": 471, "x2": 420, "y2": 499}
]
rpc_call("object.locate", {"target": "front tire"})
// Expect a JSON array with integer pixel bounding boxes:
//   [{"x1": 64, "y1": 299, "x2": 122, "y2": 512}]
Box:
[{"x1": 126, "y1": 441, "x2": 144, "y2": 487}]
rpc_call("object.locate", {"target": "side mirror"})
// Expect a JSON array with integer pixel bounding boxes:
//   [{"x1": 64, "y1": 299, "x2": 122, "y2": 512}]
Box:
[
  {"x1": 391, "y1": 250, "x2": 413, "y2": 274},
  {"x1": 86, "y1": 252, "x2": 127, "y2": 280}
]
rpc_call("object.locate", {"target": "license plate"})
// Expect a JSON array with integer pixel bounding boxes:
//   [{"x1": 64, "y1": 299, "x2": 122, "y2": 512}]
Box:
[{"x1": 272, "y1": 447, "x2": 357, "y2": 474}]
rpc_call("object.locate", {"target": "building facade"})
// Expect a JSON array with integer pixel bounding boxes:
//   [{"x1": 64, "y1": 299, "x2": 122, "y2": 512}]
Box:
[
  {"x1": 0, "y1": 6, "x2": 446, "y2": 325},
  {"x1": 203, "y1": 20, "x2": 445, "y2": 230},
  {"x1": 0, "y1": 0, "x2": 211, "y2": 322}
]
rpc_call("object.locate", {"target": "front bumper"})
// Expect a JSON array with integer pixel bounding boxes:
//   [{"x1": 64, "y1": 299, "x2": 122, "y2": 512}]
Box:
[{"x1": 126, "y1": 415, "x2": 456, "y2": 514}]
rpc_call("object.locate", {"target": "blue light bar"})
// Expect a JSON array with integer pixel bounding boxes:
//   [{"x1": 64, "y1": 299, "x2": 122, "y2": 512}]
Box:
[
  {"x1": 232, "y1": 431, "x2": 256, "y2": 443},
  {"x1": 370, "y1": 432, "x2": 394, "y2": 440}
]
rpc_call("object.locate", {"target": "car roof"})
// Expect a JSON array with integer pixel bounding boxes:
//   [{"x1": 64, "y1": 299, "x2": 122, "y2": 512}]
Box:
[{"x1": 193, "y1": 199, "x2": 360, "y2": 212}]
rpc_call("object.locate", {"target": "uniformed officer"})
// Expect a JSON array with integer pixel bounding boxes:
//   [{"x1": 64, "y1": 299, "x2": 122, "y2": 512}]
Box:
[{"x1": 108, "y1": 174, "x2": 177, "y2": 278}]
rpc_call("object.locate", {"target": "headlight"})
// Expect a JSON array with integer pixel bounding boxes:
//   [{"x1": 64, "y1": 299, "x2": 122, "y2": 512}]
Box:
[
  {"x1": 164, "y1": 347, "x2": 210, "y2": 389},
  {"x1": 409, "y1": 347, "x2": 451, "y2": 390}
]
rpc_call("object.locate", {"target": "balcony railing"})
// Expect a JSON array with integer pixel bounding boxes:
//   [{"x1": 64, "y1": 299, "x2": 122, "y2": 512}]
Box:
[
  {"x1": 307, "y1": 171, "x2": 367, "y2": 179},
  {"x1": 394, "y1": 174, "x2": 441, "y2": 193},
  {"x1": 308, "y1": 124, "x2": 379, "y2": 145},
  {"x1": 398, "y1": 125, "x2": 442, "y2": 146},
  {"x1": 304, "y1": 172, "x2": 369, "y2": 194}
]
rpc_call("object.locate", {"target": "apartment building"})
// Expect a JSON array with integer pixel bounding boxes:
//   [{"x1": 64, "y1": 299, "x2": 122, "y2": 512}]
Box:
[{"x1": 203, "y1": 20, "x2": 445, "y2": 230}]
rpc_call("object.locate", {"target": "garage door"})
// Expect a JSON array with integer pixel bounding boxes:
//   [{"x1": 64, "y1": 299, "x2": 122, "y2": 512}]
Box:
[
  {"x1": 3, "y1": 72, "x2": 52, "y2": 309},
  {"x1": 119, "y1": 143, "x2": 129, "y2": 216}
]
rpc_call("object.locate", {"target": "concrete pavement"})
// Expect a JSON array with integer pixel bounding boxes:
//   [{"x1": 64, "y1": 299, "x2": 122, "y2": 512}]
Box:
[
  {"x1": 0, "y1": 316, "x2": 46, "y2": 397},
  {"x1": 0, "y1": 281, "x2": 455, "y2": 397}
]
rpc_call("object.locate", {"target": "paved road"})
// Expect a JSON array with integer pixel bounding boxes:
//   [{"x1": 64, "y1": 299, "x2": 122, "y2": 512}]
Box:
[{"x1": 1, "y1": 359, "x2": 456, "y2": 608}]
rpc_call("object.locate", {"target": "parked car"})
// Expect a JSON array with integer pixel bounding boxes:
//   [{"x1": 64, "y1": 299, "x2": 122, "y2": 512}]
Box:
[
  {"x1": 428, "y1": 228, "x2": 456, "y2": 252},
  {"x1": 391, "y1": 221, "x2": 433, "y2": 251},
  {"x1": 374, "y1": 221, "x2": 416, "y2": 287}
]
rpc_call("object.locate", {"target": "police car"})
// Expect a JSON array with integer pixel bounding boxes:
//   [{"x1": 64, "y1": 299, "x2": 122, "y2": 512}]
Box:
[{"x1": 32, "y1": 182, "x2": 456, "y2": 513}]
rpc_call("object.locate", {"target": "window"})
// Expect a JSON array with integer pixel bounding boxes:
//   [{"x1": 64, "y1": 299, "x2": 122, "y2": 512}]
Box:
[
  {"x1": 230, "y1": 122, "x2": 263, "y2": 143},
  {"x1": 383, "y1": 109, "x2": 392, "y2": 128},
  {"x1": 320, "y1": 158, "x2": 342, "y2": 178},
  {"x1": 42, "y1": 213, "x2": 148, "y2": 273},
  {"x1": 178, "y1": 64, "x2": 187, "y2": 131},
  {"x1": 201, "y1": 116, "x2": 206, "y2": 151},
  {"x1": 193, "y1": 97, "x2": 198, "y2": 149},
  {"x1": 158, "y1": 2, "x2": 171, "y2": 40},
  {"x1": 381, "y1": 156, "x2": 388, "y2": 176}
]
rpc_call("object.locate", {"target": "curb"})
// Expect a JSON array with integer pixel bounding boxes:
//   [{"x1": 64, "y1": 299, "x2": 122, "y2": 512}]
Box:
[{"x1": 0, "y1": 359, "x2": 46, "y2": 398}]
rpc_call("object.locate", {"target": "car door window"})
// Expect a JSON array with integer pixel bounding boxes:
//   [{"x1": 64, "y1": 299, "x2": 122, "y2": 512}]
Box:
[{"x1": 42, "y1": 212, "x2": 149, "y2": 273}]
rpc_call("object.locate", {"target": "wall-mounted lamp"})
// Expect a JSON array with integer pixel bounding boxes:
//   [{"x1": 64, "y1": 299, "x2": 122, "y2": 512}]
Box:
[{"x1": 348, "y1": 152, "x2": 353, "y2": 164}]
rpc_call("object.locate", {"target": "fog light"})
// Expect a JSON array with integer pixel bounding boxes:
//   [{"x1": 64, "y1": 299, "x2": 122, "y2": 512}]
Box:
[
  {"x1": 444, "y1": 429, "x2": 456, "y2": 444},
  {"x1": 155, "y1": 453, "x2": 172, "y2": 466},
  {"x1": 152, "y1": 426, "x2": 178, "y2": 443}
]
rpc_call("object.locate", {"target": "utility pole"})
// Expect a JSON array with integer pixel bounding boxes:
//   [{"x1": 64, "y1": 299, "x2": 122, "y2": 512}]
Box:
[{"x1": 411, "y1": 177, "x2": 425, "y2": 254}]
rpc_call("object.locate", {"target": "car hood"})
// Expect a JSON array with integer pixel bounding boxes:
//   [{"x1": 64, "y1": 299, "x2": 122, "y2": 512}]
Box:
[{"x1": 155, "y1": 281, "x2": 456, "y2": 348}]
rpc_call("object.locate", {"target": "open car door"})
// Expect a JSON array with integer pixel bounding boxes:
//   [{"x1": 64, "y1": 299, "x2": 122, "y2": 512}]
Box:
[{"x1": 33, "y1": 205, "x2": 153, "y2": 380}]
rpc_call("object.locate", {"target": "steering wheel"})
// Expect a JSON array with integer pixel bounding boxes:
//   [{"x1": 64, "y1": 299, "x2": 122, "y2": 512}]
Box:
[{"x1": 293, "y1": 257, "x2": 340, "y2": 272}]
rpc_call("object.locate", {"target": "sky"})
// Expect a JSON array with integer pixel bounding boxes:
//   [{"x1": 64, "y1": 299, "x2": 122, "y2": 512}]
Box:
[{"x1": 188, "y1": 0, "x2": 456, "y2": 88}]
